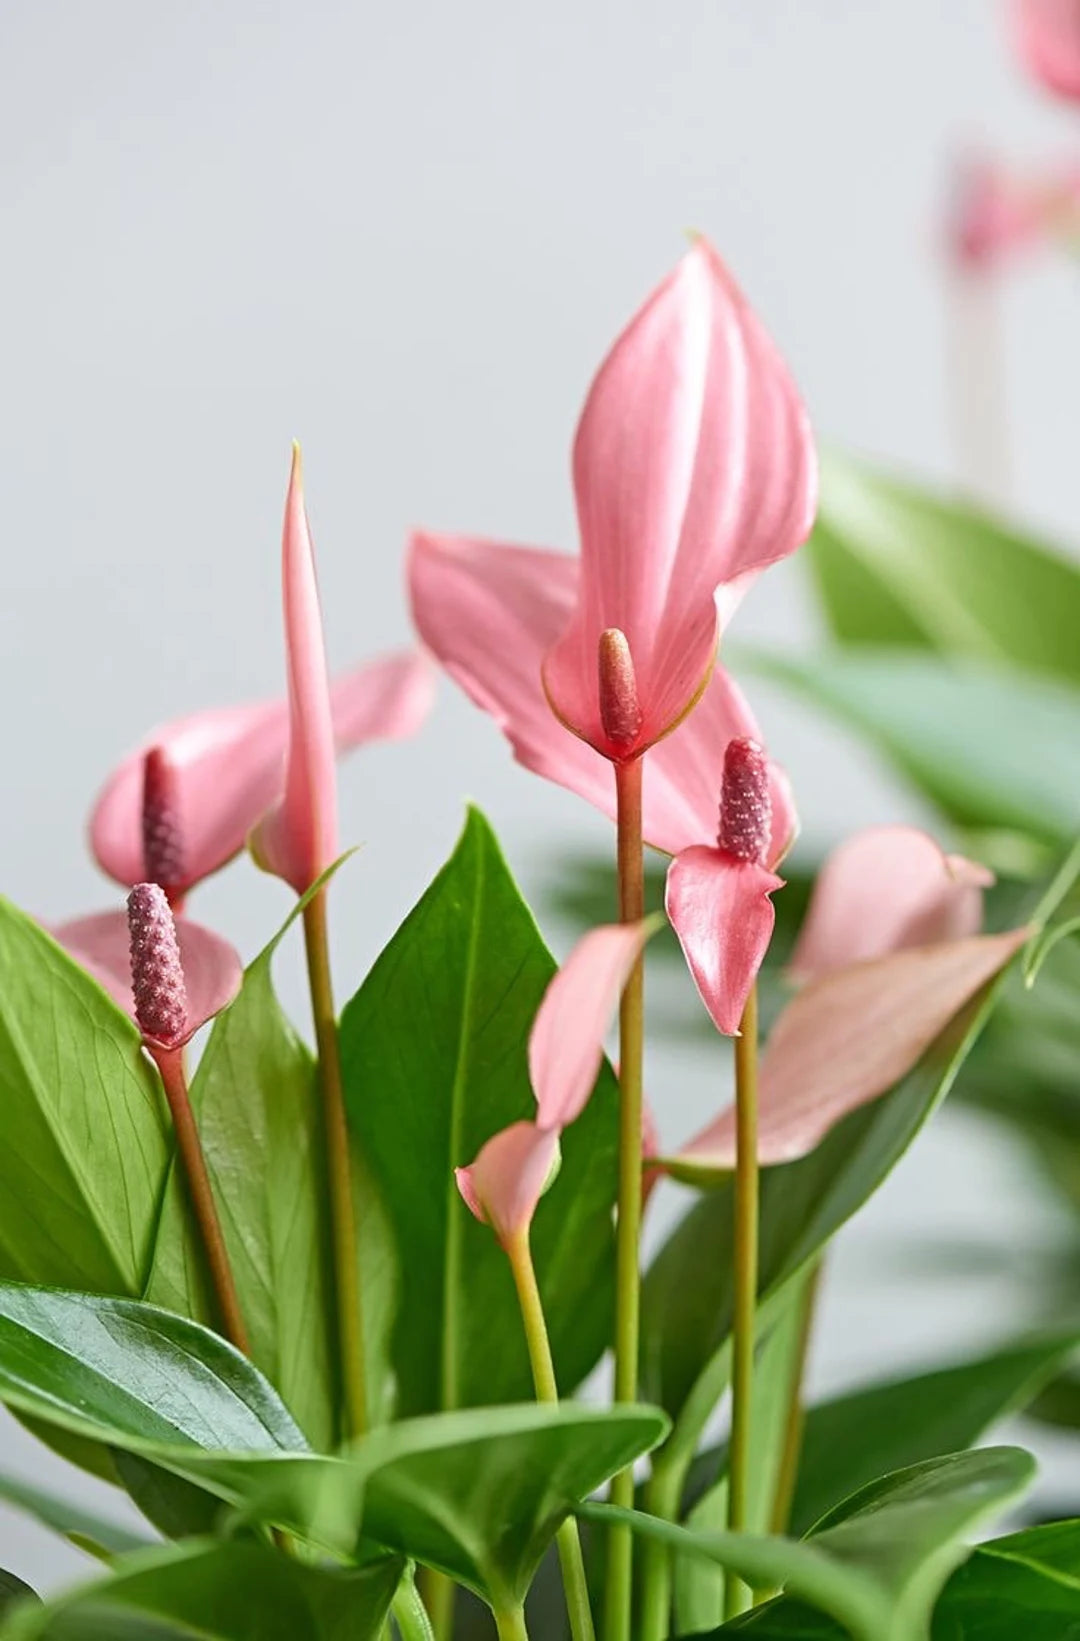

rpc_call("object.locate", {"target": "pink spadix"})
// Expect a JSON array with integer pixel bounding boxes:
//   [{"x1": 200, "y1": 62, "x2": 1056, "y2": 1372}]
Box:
[
  {"x1": 597, "y1": 629, "x2": 643, "y2": 755},
  {"x1": 127, "y1": 883, "x2": 188, "y2": 1049},
  {"x1": 141, "y1": 747, "x2": 187, "y2": 905}
]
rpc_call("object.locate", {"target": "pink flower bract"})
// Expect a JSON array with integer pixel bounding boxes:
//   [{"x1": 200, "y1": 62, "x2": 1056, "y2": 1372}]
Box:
[{"x1": 1012, "y1": 0, "x2": 1080, "y2": 101}]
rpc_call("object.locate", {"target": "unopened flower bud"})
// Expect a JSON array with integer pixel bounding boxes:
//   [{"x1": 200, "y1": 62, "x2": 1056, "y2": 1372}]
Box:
[
  {"x1": 127, "y1": 883, "x2": 189, "y2": 1048},
  {"x1": 141, "y1": 747, "x2": 186, "y2": 900},
  {"x1": 597, "y1": 628, "x2": 643, "y2": 752},
  {"x1": 718, "y1": 738, "x2": 771, "y2": 865}
]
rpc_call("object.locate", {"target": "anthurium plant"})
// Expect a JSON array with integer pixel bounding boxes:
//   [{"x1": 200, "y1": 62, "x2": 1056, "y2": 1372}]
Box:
[{"x1": 1, "y1": 234, "x2": 1079, "y2": 1641}]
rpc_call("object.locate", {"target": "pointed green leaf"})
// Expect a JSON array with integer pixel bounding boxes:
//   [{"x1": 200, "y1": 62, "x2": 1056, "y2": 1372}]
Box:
[
  {"x1": 0, "y1": 1468, "x2": 150, "y2": 1560},
  {"x1": 0, "y1": 1539, "x2": 402, "y2": 1641},
  {"x1": 807, "y1": 450, "x2": 1080, "y2": 680},
  {"x1": 583, "y1": 1447, "x2": 1033, "y2": 1641},
  {"x1": 339, "y1": 807, "x2": 619, "y2": 1417},
  {"x1": 0, "y1": 1573, "x2": 36, "y2": 1621},
  {"x1": 0, "y1": 899, "x2": 169, "y2": 1294}
]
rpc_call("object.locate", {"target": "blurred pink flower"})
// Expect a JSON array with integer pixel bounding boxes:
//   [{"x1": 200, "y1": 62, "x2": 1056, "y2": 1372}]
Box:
[
  {"x1": 413, "y1": 236, "x2": 815, "y2": 766},
  {"x1": 92, "y1": 455, "x2": 432, "y2": 901},
  {"x1": 457, "y1": 922, "x2": 653, "y2": 1245},
  {"x1": 52, "y1": 889, "x2": 242, "y2": 1050},
  {"x1": 948, "y1": 153, "x2": 1080, "y2": 272},
  {"x1": 669, "y1": 827, "x2": 1028, "y2": 1175},
  {"x1": 1012, "y1": 0, "x2": 1080, "y2": 101}
]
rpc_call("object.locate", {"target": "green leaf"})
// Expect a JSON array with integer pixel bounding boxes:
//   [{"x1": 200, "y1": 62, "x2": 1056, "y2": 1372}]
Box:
[
  {"x1": 583, "y1": 1447, "x2": 1034, "y2": 1641},
  {"x1": 786, "y1": 1333, "x2": 1080, "y2": 1536},
  {"x1": 675, "y1": 1272, "x2": 817, "y2": 1634},
  {"x1": 718, "y1": 1518, "x2": 1080, "y2": 1639},
  {"x1": 0, "y1": 1281, "x2": 665, "y2": 1611},
  {"x1": 339, "y1": 807, "x2": 620, "y2": 1417},
  {"x1": 0, "y1": 1539, "x2": 402, "y2": 1641},
  {"x1": 144, "y1": 879, "x2": 342, "y2": 1451},
  {"x1": 806, "y1": 450, "x2": 1080, "y2": 680},
  {"x1": 0, "y1": 1467, "x2": 150, "y2": 1559},
  {"x1": 641, "y1": 968, "x2": 1008, "y2": 1467},
  {"x1": 0, "y1": 1573, "x2": 37, "y2": 1620},
  {"x1": 738, "y1": 649, "x2": 1080, "y2": 847},
  {"x1": 0, "y1": 899, "x2": 169, "y2": 1294}
]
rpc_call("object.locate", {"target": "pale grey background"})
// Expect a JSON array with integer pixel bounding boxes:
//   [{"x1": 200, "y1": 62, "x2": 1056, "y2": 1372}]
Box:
[{"x1": 2, "y1": 0, "x2": 1078, "y2": 1595}]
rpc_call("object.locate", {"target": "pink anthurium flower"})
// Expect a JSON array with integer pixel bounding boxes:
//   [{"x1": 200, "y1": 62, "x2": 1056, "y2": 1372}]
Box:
[
  {"x1": 948, "y1": 153, "x2": 1080, "y2": 272},
  {"x1": 667, "y1": 827, "x2": 1029, "y2": 1177},
  {"x1": 92, "y1": 455, "x2": 432, "y2": 901},
  {"x1": 1012, "y1": 0, "x2": 1080, "y2": 101},
  {"x1": 51, "y1": 884, "x2": 242, "y2": 1050},
  {"x1": 456, "y1": 921, "x2": 654, "y2": 1246},
  {"x1": 412, "y1": 235, "x2": 815, "y2": 770}
]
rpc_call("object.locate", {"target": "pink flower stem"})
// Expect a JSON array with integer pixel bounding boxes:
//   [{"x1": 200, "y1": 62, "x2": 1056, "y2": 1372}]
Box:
[
  {"x1": 506, "y1": 1230, "x2": 596, "y2": 1641},
  {"x1": 302, "y1": 887, "x2": 368, "y2": 1440},
  {"x1": 605, "y1": 754, "x2": 646, "y2": 1641},
  {"x1": 152, "y1": 1045, "x2": 249, "y2": 1356},
  {"x1": 725, "y1": 982, "x2": 760, "y2": 1622}
]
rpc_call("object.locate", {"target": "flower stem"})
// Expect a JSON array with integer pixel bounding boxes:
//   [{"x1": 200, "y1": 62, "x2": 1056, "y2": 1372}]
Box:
[
  {"x1": 768, "y1": 1260, "x2": 822, "y2": 1536},
  {"x1": 391, "y1": 1571, "x2": 435, "y2": 1641},
  {"x1": 606, "y1": 754, "x2": 645, "y2": 1641},
  {"x1": 506, "y1": 1231, "x2": 596, "y2": 1641},
  {"x1": 494, "y1": 1609, "x2": 530, "y2": 1641},
  {"x1": 638, "y1": 1457, "x2": 685, "y2": 1641},
  {"x1": 153, "y1": 1046, "x2": 249, "y2": 1355},
  {"x1": 302, "y1": 887, "x2": 367, "y2": 1440},
  {"x1": 725, "y1": 983, "x2": 760, "y2": 1623}
]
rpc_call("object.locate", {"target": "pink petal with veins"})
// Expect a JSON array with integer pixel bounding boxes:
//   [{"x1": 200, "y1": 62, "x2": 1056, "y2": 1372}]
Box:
[{"x1": 665, "y1": 848, "x2": 783, "y2": 1036}]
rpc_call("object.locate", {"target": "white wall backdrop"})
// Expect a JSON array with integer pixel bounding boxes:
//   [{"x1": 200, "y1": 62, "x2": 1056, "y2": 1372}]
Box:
[{"x1": 1, "y1": 0, "x2": 1078, "y2": 1594}]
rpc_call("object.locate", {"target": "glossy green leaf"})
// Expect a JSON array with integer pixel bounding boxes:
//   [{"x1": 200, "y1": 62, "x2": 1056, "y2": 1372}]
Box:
[
  {"x1": 717, "y1": 1518, "x2": 1080, "y2": 1639},
  {"x1": 584, "y1": 1447, "x2": 1033, "y2": 1641},
  {"x1": 0, "y1": 1539, "x2": 402, "y2": 1641},
  {"x1": 145, "y1": 879, "x2": 341, "y2": 1451},
  {"x1": 807, "y1": 450, "x2": 1080, "y2": 680},
  {"x1": 641, "y1": 969, "x2": 1009, "y2": 1467},
  {"x1": 0, "y1": 1573, "x2": 37, "y2": 1620},
  {"x1": 339, "y1": 807, "x2": 619, "y2": 1417},
  {"x1": 787, "y1": 1333, "x2": 1080, "y2": 1535},
  {"x1": 739, "y1": 649, "x2": 1080, "y2": 847},
  {"x1": 0, "y1": 899, "x2": 169, "y2": 1294},
  {"x1": 0, "y1": 1281, "x2": 665, "y2": 1609},
  {"x1": 0, "y1": 1467, "x2": 150, "y2": 1559}
]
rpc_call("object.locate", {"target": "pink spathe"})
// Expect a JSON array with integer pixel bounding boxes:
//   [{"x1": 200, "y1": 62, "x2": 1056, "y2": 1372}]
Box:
[
  {"x1": 51, "y1": 902, "x2": 242, "y2": 1049},
  {"x1": 666, "y1": 851, "x2": 783, "y2": 1037},
  {"x1": 457, "y1": 921, "x2": 652, "y2": 1243},
  {"x1": 676, "y1": 928, "x2": 1030, "y2": 1172},
  {"x1": 250, "y1": 446, "x2": 338, "y2": 893},
  {"x1": 1012, "y1": 0, "x2": 1080, "y2": 100},
  {"x1": 789, "y1": 826, "x2": 994, "y2": 983},
  {"x1": 408, "y1": 534, "x2": 797, "y2": 860},
  {"x1": 948, "y1": 153, "x2": 1080, "y2": 271},
  {"x1": 543, "y1": 239, "x2": 816, "y2": 757}
]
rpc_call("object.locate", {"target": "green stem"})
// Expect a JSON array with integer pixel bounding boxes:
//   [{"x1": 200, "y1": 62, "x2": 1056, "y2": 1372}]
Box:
[
  {"x1": 391, "y1": 1570, "x2": 436, "y2": 1641},
  {"x1": 768, "y1": 1261, "x2": 822, "y2": 1536},
  {"x1": 725, "y1": 984, "x2": 760, "y2": 1624},
  {"x1": 1030, "y1": 833, "x2": 1080, "y2": 929},
  {"x1": 494, "y1": 1608, "x2": 530, "y2": 1641},
  {"x1": 153, "y1": 1046, "x2": 250, "y2": 1355},
  {"x1": 606, "y1": 755, "x2": 645, "y2": 1641},
  {"x1": 417, "y1": 1571, "x2": 452, "y2": 1641},
  {"x1": 506, "y1": 1232, "x2": 596, "y2": 1641},
  {"x1": 302, "y1": 888, "x2": 367, "y2": 1440},
  {"x1": 638, "y1": 1458, "x2": 686, "y2": 1641}
]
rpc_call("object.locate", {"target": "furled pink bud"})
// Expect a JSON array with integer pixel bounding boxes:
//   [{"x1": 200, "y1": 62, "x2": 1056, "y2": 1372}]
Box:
[
  {"x1": 127, "y1": 883, "x2": 189, "y2": 1048},
  {"x1": 597, "y1": 628, "x2": 643, "y2": 753},
  {"x1": 141, "y1": 747, "x2": 186, "y2": 901},
  {"x1": 717, "y1": 737, "x2": 771, "y2": 864}
]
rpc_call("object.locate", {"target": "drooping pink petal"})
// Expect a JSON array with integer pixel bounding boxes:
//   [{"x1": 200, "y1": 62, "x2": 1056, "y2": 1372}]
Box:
[
  {"x1": 675, "y1": 927, "x2": 1030, "y2": 1173},
  {"x1": 665, "y1": 848, "x2": 783, "y2": 1036},
  {"x1": 92, "y1": 677, "x2": 430, "y2": 895},
  {"x1": 455, "y1": 1121, "x2": 561, "y2": 1247},
  {"x1": 1012, "y1": 0, "x2": 1080, "y2": 101},
  {"x1": 948, "y1": 153, "x2": 1080, "y2": 271},
  {"x1": 408, "y1": 533, "x2": 795, "y2": 860},
  {"x1": 542, "y1": 238, "x2": 816, "y2": 755},
  {"x1": 789, "y1": 827, "x2": 993, "y2": 985},
  {"x1": 50, "y1": 908, "x2": 242, "y2": 1047},
  {"x1": 529, "y1": 922, "x2": 654, "y2": 1130},
  {"x1": 249, "y1": 446, "x2": 339, "y2": 893}
]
